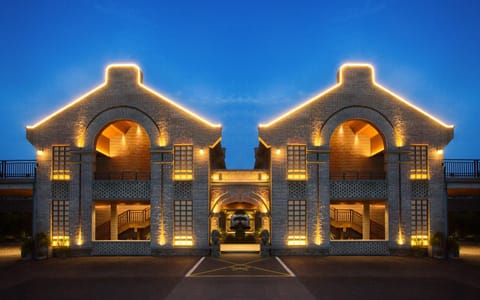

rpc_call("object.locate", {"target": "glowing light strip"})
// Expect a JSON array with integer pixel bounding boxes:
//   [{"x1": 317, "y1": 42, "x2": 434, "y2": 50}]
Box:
[
  {"x1": 259, "y1": 63, "x2": 454, "y2": 129},
  {"x1": 27, "y1": 63, "x2": 221, "y2": 129}
]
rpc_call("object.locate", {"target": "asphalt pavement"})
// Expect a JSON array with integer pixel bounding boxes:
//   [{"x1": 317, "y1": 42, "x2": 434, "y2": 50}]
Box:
[{"x1": 0, "y1": 245, "x2": 479, "y2": 300}]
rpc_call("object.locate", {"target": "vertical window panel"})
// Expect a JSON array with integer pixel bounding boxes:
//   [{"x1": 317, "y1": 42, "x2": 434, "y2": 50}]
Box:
[
  {"x1": 174, "y1": 200, "x2": 193, "y2": 246},
  {"x1": 287, "y1": 145, "x2": 307, "y2": 180},
  {"x1": 52, "y1": 200, "x2": 70, "y2": 247},
  {"x1": 173, "y1": 145, "x2": 193, "y2": 180},
  {"x1": 287, "y1": 199, "x2": 306, "y2": 245},
  {"x1": 410, "y1": 145, "x2": 428, "y2": 180},
  {"x1": 52, "y1": 145, "x2": 70, "y2": 180},
  {"x1": 411, "y1": 199, "x2": 429, "y2": 246}
]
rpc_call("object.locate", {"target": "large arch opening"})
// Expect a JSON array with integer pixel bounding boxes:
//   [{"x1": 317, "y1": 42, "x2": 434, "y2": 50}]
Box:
[
  {"x1": 329, "y1": 120, "x2": 388, "y2": 241},
  {"x1": 330, "y1": 120, "x2": 385, "y2": 179},
  {"x1": 94, "y1": 120, "x2": 151, "y2": 180}
]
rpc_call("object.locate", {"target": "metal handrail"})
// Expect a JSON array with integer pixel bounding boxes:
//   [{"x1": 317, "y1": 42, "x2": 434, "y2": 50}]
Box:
[
  {"x1": 444, "y1": 159, "x2": 480, "y2": 178},
  {"x1": 0, "y1": 160, "x2": 36, "y2": 179}
]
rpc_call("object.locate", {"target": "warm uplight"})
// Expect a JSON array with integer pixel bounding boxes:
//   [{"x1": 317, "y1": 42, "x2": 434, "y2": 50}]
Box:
[
  {"x1": 397, "y1": 230, "x2": 405, "y2": 245},
  {"x1": 287, "y1": 173, "x2": 307, "y2": 180},
  {"x1": 174, "y1": 236, "x2": 193, "y2": 246},
  {"x1": 173, "y1": 173, "x2": 193, "y2": 180},
  {"x1": 410, "y1": 172, "x2": 428, "y2": 180},
  {"x1": 199, "y1": 149, "x2": 205, "y2": 155},
  {"x1": 36, "y1": 149, "x2": 44, "y2": 156},
  {"x1": 436, "y1": 148, "x2": 444, "y2": 155},
  {"x1": 51, "y1": 173, "x2": 71, "y2": 181},
  {"x1": 276, "y1": 148, "x2": 281, "y2": 155},
  {"x1": 411, "y1": 235, "x2": 429, "y2": 247},
  {"x1": 259, "y1": 63, "x2": 454, "y2": 129},
  {"x1": 27, "y1": 63, "x2": 221, "y2": 129},
  {"x1": 287, "y1": 235, "x2": 306, "y2": 246},
  {"x1": 314, "y1": 222, "x2": 322, "y2": 245},
  {"x1": 52, "y1": 236, "x2": 70, "y2": 247}
]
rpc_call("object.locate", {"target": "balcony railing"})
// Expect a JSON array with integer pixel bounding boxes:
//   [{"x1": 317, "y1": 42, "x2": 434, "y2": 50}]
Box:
[
  {"x1": 1, "y1": 159, "x2": 480, "y2": 180},
  {"x1": 0, "y1": 160, "x2": 36, "y2": 179},
  {"x1": 444, "y1": 159, "x2": 480, "y2": 178}
]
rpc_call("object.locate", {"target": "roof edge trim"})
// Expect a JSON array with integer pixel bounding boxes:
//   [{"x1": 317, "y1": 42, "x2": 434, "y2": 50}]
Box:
[
  {"x1": 27, "y1": 63, "x2": 221, "y2": 129},
  {"x1": 259, "y1": 62, "x2": 454, "y2": 129}
]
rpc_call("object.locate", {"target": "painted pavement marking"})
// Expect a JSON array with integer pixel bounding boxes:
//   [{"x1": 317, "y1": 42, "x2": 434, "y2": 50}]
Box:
[
  {"x1": 186, "y1": 255, "x2": 294, "y2": 278},
  {"x1": 185, "y1": 256, "x2": 205, "y2": 277}
]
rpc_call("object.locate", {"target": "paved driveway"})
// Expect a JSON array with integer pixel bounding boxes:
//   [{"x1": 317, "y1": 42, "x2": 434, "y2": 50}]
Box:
[{"x1": 1, "y1": 246, "x2": 479, "y2": 299}]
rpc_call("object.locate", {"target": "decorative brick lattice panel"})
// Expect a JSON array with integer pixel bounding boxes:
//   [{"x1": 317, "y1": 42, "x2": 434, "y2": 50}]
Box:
[
  {"x1": 411, "y1": 181, "x2": 429, "y2": 198},
  {"x1": 51, "y1": 182, "x2": 69, "y2": 200},
  {"x1": 329, "y1": 241, "x2": 389, "y2": 255},
  {"x1": 330, "y1": 180, "x2": 387, "y2": 199},
  {"x1": 288, "y1": 182, "x2": 306, "y2": 199},
  {"x1": 91, "y1": 241, "x2": 151, "y2": 256},
  {"x1": 93, "y1": 181, "x2": 150, "y2": 200},
  {"x1": 174, "y1": 182, "x2": 192, "y2": 199}
]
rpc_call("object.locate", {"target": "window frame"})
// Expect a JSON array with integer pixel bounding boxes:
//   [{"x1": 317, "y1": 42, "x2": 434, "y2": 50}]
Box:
[
  {"x1": 287, "y1": 144, "x2": 307, "y2": 180},
  {"x1": 173, "y1": 144, "x2": 194, "y2": 181},
  {"x1": 51, "y1": 145, "x2": 71, "y2": 180}
]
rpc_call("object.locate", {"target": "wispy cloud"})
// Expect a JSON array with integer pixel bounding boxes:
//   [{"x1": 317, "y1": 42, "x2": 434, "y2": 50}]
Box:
[{"x1": 330, "y1": 0, "x2": 390, "y2": 24}]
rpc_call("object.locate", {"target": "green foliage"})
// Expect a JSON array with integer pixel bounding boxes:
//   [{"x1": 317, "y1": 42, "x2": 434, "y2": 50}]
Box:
[{"x1": 430, "y1": 232, "x2": 445, "y2": 247}]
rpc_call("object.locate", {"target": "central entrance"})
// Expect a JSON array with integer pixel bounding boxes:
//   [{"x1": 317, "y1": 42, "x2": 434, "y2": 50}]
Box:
[{"x1": 210, "y1": 170, "x2": 270, "y2": 253}]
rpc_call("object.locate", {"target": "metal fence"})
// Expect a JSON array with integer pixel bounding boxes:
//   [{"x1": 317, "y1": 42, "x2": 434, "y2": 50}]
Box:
[
  {"x1": 0, "y1": 160, "x2": 36, "y2": 179},
  {"x1": 444, "y1": 159, "x2": 480, "y2": 178}
]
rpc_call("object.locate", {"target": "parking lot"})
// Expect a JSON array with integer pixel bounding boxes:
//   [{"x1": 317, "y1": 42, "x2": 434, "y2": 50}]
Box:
[{"x1": 1, "y1": 245, "x2": 479, "y2": 299}]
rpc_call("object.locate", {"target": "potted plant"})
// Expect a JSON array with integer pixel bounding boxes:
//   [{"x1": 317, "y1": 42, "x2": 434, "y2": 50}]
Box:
[
  {"x1": 34, "y1": 232, "x2": 50, "y2": 260},
  {"x1": 429, "y1": 232, "x2": 445, "y2": 258},
  {"x1": 446, "y1": 236, "x2": 460, "y2": 258},
  {"x1": 20, "y1": 235, "x2": 34, "y2": 260}
]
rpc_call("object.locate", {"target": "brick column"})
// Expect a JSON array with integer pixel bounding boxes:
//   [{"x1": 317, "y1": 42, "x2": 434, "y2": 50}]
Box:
[
  {"x1": 110, "y1": 203, "x2": 118, "y2": 240},
  {"x1": 362, "y1": 204, "x2": 370, "y2": 240}
]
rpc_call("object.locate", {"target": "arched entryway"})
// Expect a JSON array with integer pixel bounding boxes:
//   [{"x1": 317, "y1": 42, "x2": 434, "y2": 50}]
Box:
[
  {"x1": 210, "y1": 171, "x2": 270, "y2": 252},
  {"x1": 329, "y1": 120, "x2": 388, "y2": 241},
  {"x1": 92, "y1": 120, "x2": 152, "y2": 242}
]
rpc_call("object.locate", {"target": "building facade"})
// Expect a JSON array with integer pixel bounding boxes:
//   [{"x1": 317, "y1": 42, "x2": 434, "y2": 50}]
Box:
[{"x1": 26, "y1": 63, "x2": 453, "y2": 256}]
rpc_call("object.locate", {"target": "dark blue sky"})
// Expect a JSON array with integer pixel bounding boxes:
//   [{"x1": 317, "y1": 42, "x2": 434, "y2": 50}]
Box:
[{"x1": 1, "y1": 0, "x2": 479, "y2": 168}]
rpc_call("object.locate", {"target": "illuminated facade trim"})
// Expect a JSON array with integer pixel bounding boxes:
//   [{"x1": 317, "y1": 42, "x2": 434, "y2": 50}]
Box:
[
  {"x1": 27, "y1": 63, "x2": 221, "y2": 129},
  {"x1": 259, "y1": 63, "x2": 454, "y2": 129},
  {"x1": 26, "y1": 62, "x2": 453, "y2": 256}
]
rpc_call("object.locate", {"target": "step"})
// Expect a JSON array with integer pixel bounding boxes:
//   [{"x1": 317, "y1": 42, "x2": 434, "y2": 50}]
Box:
[{"x1": 220, "y1": 243, "x2": 260, "y2": 253}]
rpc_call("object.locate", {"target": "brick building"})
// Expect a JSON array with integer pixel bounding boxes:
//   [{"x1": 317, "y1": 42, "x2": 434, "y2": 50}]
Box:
[{"x1": 26, "y1": 63, "x2": 453, "y2": 255}]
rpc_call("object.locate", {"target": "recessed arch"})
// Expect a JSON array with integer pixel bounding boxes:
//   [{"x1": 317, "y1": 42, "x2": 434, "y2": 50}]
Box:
[
  {"x1": 83, "y1": 106, "x2": 160, "y2": 151},
  {"x1": 320, "y1": 106, "x2": 396, "y2": 151},
  {"x1": 94, "y1": 119, "x2": 151, "y2": 180},
  {"x1": 329, "y1": 119, "x2": 386, "y2": 179}
]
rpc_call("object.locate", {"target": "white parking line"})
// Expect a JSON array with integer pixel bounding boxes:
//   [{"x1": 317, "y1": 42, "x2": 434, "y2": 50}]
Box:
[
  {"x1": 185, "y1": 256, "x2": 205, "y2": 277},
  {"x1": 275, "y1": 256, "x2": 296, "y2": 277}
]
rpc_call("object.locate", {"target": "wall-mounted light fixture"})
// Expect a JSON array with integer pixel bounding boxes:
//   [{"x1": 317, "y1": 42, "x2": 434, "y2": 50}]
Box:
[
  {"x1": 436, "y1": 148, "x2": 444, "y2": 155},
  {"x1": 199, "y1": 148, "x2": 205, "y2": 155},
  {"x1": 276, "y1": 148, "x2": 281, "y2": 155},
  {"x1": 36, "y1": 148, "x2": 44, "y2": 156}
]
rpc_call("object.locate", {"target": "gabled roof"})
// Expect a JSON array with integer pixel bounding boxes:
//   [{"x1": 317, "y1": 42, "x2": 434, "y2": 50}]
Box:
[
  {"x1": 26, "y1": 63, "x2": 221, "y2": 129},
  {"x1": 259, "y1": 63, "x2": 454, "y2": 129}
]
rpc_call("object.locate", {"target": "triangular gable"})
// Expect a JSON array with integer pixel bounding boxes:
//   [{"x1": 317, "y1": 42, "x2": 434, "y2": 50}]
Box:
[
  {"x1": 26, "y1": 63, "x2": 221, "y2": 129},
  {"x1": 259, "y1": 63, "x2": 453, "y2": 129}
]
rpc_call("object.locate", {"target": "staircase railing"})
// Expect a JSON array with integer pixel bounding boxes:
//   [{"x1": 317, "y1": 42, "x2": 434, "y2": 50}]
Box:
[
  {"x1": 330, "y1": 207, "x2": 385, "y2": 239},
  {"x1": 117, "y1": 207, "x2": 151, "y2": 229}
]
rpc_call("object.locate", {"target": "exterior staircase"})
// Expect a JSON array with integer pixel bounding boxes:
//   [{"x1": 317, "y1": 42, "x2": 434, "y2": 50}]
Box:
[
  {"x1": 330, "y1": 208, "x2": 385, "y2": 239},
  {"x1": 96, "y1": 207, "x2": 150, "y2": 240}
]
